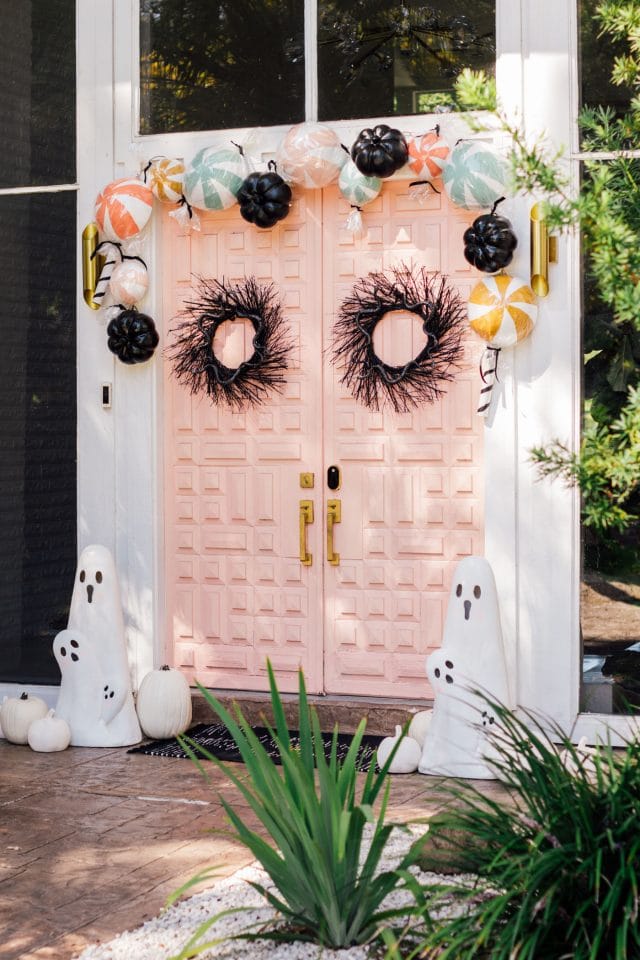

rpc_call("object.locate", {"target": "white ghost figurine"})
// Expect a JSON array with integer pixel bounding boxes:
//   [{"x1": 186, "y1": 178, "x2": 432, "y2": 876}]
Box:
[
  {"x1": 419, "y1": 556, "x2": 512, "y2": 779},
  {"x1": 53, "y1": 545, "x2": 141, "y2": 746}
]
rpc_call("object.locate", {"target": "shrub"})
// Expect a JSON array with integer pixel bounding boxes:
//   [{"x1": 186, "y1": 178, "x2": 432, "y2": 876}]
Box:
[
  {"x1": 175, "y1": 662, "x2": 416, "y2": 954},
  {"x1": 398, "y1": 703, "x2": 640, "y2": 960}
]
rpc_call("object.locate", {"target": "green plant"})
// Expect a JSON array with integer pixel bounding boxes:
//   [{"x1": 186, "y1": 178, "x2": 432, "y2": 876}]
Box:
[
  {"x1": 173, "y1": 662, "x2": 416, "y2": 956},
  {"x1": 389, "y1": 703, "x2": 640, "y2": 960}
]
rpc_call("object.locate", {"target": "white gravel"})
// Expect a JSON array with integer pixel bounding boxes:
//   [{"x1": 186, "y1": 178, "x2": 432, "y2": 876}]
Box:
[{"x1": 74, "y1": 825, "x2": 451, "y2": 960}]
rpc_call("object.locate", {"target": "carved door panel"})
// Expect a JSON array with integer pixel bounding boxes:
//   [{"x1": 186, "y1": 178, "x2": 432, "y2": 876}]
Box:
[
  {"x1": 162, "y1": 193, "x2": 325, "y2": 693},
  {"x1": 322, "y1": 181, "x2": 484, "y2": 698},
  {"x1": 163, "y1": 181, "x2": 484, "y2": 697}
]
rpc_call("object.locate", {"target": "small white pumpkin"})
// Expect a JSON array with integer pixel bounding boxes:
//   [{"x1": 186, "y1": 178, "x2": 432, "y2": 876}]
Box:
[
  {"x1": 136, "y1": 664, "x2": 192, "y2": 739},
  {"x1": 0, "y1": 692, "x2": 48, "y2": 744},
  {"x1": 27, "y1": 709, "x2": 71, "y2": 753},
  {"x1": 408, "y1": 709, "x2": 433, "y2": 748},
  {"x1": 377, "y1": 725, "x2": 422, "y2": 774}
]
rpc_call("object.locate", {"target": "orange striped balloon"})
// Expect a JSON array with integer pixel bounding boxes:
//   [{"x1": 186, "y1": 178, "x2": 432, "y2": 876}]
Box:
[
  {"x1": 467, "y1": 275, "x2": 537, "y2": 348},
  {"x1": 407, "y1": 130, "x2": 450, "y2": 180},
  {"x1": 95, "y1": 178, "x2": 154, "y2": 242}
]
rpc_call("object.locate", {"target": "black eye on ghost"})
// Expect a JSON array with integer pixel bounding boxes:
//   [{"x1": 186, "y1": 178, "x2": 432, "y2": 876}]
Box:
[
  {"x1": 456, "y1": 583, "x2": 482, "y2": 599},
  {"x1": 80, "y1": 570, "x2": 85, "y2": 583}
]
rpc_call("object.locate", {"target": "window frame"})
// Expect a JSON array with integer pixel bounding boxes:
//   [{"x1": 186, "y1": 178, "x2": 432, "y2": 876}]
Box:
[{"x1": 117, "y1": 0, "x2": 499, "y2": 165}]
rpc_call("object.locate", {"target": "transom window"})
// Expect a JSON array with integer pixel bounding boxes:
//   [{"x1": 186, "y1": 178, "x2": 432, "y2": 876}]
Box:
[{"x1": 139, "y1": 0, "x2": 495, "y2": 135}]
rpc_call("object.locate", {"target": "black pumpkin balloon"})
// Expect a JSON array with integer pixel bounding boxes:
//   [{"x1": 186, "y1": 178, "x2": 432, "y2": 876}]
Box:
[
  {"x1": 237, "y1": 170, "x2": 292, "y2": 229},
  {"x1": 107, "y1": 308, "x2": 159, "y2": 364},
  {"x1": 351, "y1": 125, "x2": 409, "y2": 179},
  {"x1": 463, "y1": 199, "x2": 518, "y2": 273}
]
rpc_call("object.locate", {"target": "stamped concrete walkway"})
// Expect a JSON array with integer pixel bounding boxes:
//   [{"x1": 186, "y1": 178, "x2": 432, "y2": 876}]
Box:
[{"x1": 0, "y1": 733, "x2": 502, "y2": 960}]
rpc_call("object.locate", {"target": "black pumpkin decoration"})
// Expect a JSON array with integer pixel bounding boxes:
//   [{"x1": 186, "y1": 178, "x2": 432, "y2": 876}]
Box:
[
  {"x1": 107, "y1": 307, "x2": 159, "y2": 364},
  {"x1": 237, "y1": 166, "x2": 292, "y2": 229},
  {"x1": 463, "y1": 198, "x2": 518, "y2": 273},
  {"x1": 351, "y1": 125, "x2": 409, "y2": 179}
]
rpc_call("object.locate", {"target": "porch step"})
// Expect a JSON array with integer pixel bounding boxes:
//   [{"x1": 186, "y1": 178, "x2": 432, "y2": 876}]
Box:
[{"x1": 191, "y1": 690, "x2": 431, "y2": 736}]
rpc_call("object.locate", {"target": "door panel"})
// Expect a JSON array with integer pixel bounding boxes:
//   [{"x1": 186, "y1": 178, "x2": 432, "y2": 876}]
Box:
[
  {"x1": 322, "y1": 181, "x2": 484, "y2": 697},
  {"x1": 162, "y1": 193, "x2": 324, "y2": 693},
  {"x1": 163, "y1": 178, "x2": 483, "y2": 697}
]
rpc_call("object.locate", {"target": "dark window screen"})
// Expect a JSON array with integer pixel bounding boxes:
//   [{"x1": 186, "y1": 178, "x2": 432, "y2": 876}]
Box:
[
  {"x1": 139, "y1": 0, "x2": 305, "y2": 134},
  {"x1": 0, "y1": 0, "x2": 76, "y2": 188},
  {"x1": 0, "y1": 193, "x2": 77, "y2": 684}
]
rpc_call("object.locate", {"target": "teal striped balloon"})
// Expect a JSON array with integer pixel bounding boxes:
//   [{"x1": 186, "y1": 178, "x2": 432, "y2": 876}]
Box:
[
  {"x1": 338, "y1": 159, "x2": 381, "y2": 206},
  {"x1": 183, "y1": 146, "x2": 247, "y2": 212},
  {"x1": 443, "y1": 141, "x2": 509, "y2": 210}
]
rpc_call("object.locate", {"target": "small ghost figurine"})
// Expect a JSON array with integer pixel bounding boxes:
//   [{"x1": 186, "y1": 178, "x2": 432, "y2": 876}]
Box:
[
  {"x1": 419, "y1": 556, "x2": 512, "y2": 779},
  {"x1": 53, "y1": 545, "x2": 141, "y2": 747}
]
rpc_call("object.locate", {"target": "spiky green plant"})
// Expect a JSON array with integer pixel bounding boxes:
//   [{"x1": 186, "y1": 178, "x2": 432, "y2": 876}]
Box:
[
  {"x1": 172, "y1": 662, "x2": 416, "y2": 956},
  {"x1": 392, "y1": 703, "x2": 640, "y2": 960}
]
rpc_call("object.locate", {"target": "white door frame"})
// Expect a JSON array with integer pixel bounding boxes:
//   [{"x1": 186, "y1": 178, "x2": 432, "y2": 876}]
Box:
[{"x1": 8, "y1": 0, "x2": 637, "y2": 745}]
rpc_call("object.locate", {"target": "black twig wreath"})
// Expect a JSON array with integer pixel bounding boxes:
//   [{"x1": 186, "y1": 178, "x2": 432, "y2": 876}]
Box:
[
  {"x1": 167, "y1": 276, "x2": 293, "y2": 409},
  {"x1": 331, "y1": 266, "x2": 466, "y2": 412}
]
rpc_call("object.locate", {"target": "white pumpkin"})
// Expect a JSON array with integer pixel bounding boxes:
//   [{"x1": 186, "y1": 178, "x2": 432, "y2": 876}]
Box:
[
  {"x1": 408, "y1": 709, "x2": 433, "y2": 748},
  {"x1": 27, "y1": 710, "x2": 71, "y2": 753},
  {"x1": 377, "y1": 725, "x2": 422, "y2": 774},
  {"x1": 136, "y1": 665, "x2": 192, "y2": 739},
  {"x1": 0, "y1": 692, "x2": 48, "y2": 744}
]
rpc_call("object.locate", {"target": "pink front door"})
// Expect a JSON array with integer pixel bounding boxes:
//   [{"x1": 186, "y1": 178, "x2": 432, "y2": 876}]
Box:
[{"x1": 163, "y1": 180, "x2": 484, "y2": 697}]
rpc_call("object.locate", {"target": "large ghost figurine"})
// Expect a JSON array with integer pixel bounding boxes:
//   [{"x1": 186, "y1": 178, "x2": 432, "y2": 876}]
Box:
[
  {"x1": 54, "y1": 545, "x2": 141, "y2": 746},
  {"x1": 419, "y1": 556, "x2": 511, "y2": 779}
]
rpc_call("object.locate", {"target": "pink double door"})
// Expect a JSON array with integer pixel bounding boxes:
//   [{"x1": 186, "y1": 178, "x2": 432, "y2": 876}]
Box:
[{"x1": 162, "y1": 180, "x2": 484, "y2": 697}]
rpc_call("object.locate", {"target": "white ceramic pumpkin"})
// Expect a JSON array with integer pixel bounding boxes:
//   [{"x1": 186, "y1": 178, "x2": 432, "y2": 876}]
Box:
[
  {"x1": 408, "y1": 709, "x2": 433, "y2": 748},
  {"x1": 136, "y1": 665, "x2": 192, "y2": 739},
  {"x1": 27, "y1": 709, "x2": 71, "y2": 753},
  {"x1": 376, "y1": 725, "x2": 422, "y2": 774},
  {"x1": 0, "y1": 692, "x2": 48, "y2": 744}
]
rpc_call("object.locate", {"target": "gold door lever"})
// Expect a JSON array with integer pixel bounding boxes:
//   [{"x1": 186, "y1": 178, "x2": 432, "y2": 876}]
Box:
[
  {"x1": 82, "y1": 222, "x2": 103, "y2": 310},
  {"x1": 327, "y1": 498, "x2": 341, "y2": 566},
  {"x1": 299, "y1": 499, "x2": 313, "y2": 566},
  {"x1": 530, "y1": 202, "x2": 558, "y2": 298}
]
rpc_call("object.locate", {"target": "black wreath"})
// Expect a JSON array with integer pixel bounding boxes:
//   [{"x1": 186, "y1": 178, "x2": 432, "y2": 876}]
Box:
[
  {"x1": 331, "y1": 266, "x2": 466, "y2": 412},
  {"x1": 167, "y1": 276, "x2": 293, "y2": 409}
]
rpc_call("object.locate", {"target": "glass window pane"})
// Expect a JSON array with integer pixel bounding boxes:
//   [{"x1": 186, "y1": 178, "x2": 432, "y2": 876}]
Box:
[
  {"x1": 318, "y1": 1, "x2": 495, "y2": 122},
  {"x1": 139, "y1": 0, "x2": 305, "y2": 134},
  {"x1": 0, "y1": 193, "x2": 77, "y2": 684},
  {"x1": 579, "y1": 0, "x2": 632, "y2": 115},
  {"x1": 0, "y1": 0, "x2": 75, "y2": 188}
]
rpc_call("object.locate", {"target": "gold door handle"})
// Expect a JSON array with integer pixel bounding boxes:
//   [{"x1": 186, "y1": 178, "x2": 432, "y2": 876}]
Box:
[
  {"x1": 327, "y1": 498, "x2": 341, "y2": 566},
  {"x1": 82, "y1": 222, "x2": 103, "y2": 310},
  {"x1": 299, "y1": 499, "x2": 313, "y2": 566},
  {"x1": 530, "y1": 202, "x2": 558, "y2": 298}
]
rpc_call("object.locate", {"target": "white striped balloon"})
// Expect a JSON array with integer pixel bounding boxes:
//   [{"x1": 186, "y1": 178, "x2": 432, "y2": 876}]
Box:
[
  {"x1": 443, "y1": 141, "x2": 509, "y2": 210},
  {"x1": 338, "y1": 159, "x2": 381, "y2": 206},
  {"x1": 148, "y1": 158, "x2": 185, "y2": 204},
  {"x1": 95, "y1": 178, "x2": 154, "y2": 242},
  {"x1": 277, "y1": 122, "x2": 347, "y2": 189},
  {"x1": 183, "y1": 146, "x2": 247, "y2": 212},
  {"x1": 407, "y1": 130, "x2": 450, "y2": 180},
  {"x1": 467, "y1": 274, "x2": 537, "y2": 349}
]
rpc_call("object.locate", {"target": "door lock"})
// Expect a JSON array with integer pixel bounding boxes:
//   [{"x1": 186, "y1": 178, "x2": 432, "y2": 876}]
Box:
[{"x1": 327, "y1": 465, "x2": 341, "y2": 491}]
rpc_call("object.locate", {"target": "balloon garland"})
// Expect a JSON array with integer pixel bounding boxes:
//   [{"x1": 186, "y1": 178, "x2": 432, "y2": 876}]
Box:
[
  {"x1": 89, "y1": 122, "x2": 540, "y2": 412},
  {"x1": 167, "y1": 276, "x2": 293, "y2": 410},
  {"x1": 331, "y1": 266, "x2": 466, "y2": 413}
]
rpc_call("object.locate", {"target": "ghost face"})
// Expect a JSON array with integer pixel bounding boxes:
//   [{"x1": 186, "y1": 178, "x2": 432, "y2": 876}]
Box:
[
  {"x1": 78, "y1": 565, "x2": 104, "y2": 605},
  {"x1": 443, "y1": 556, "x2": 501, "y2": 644}
]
